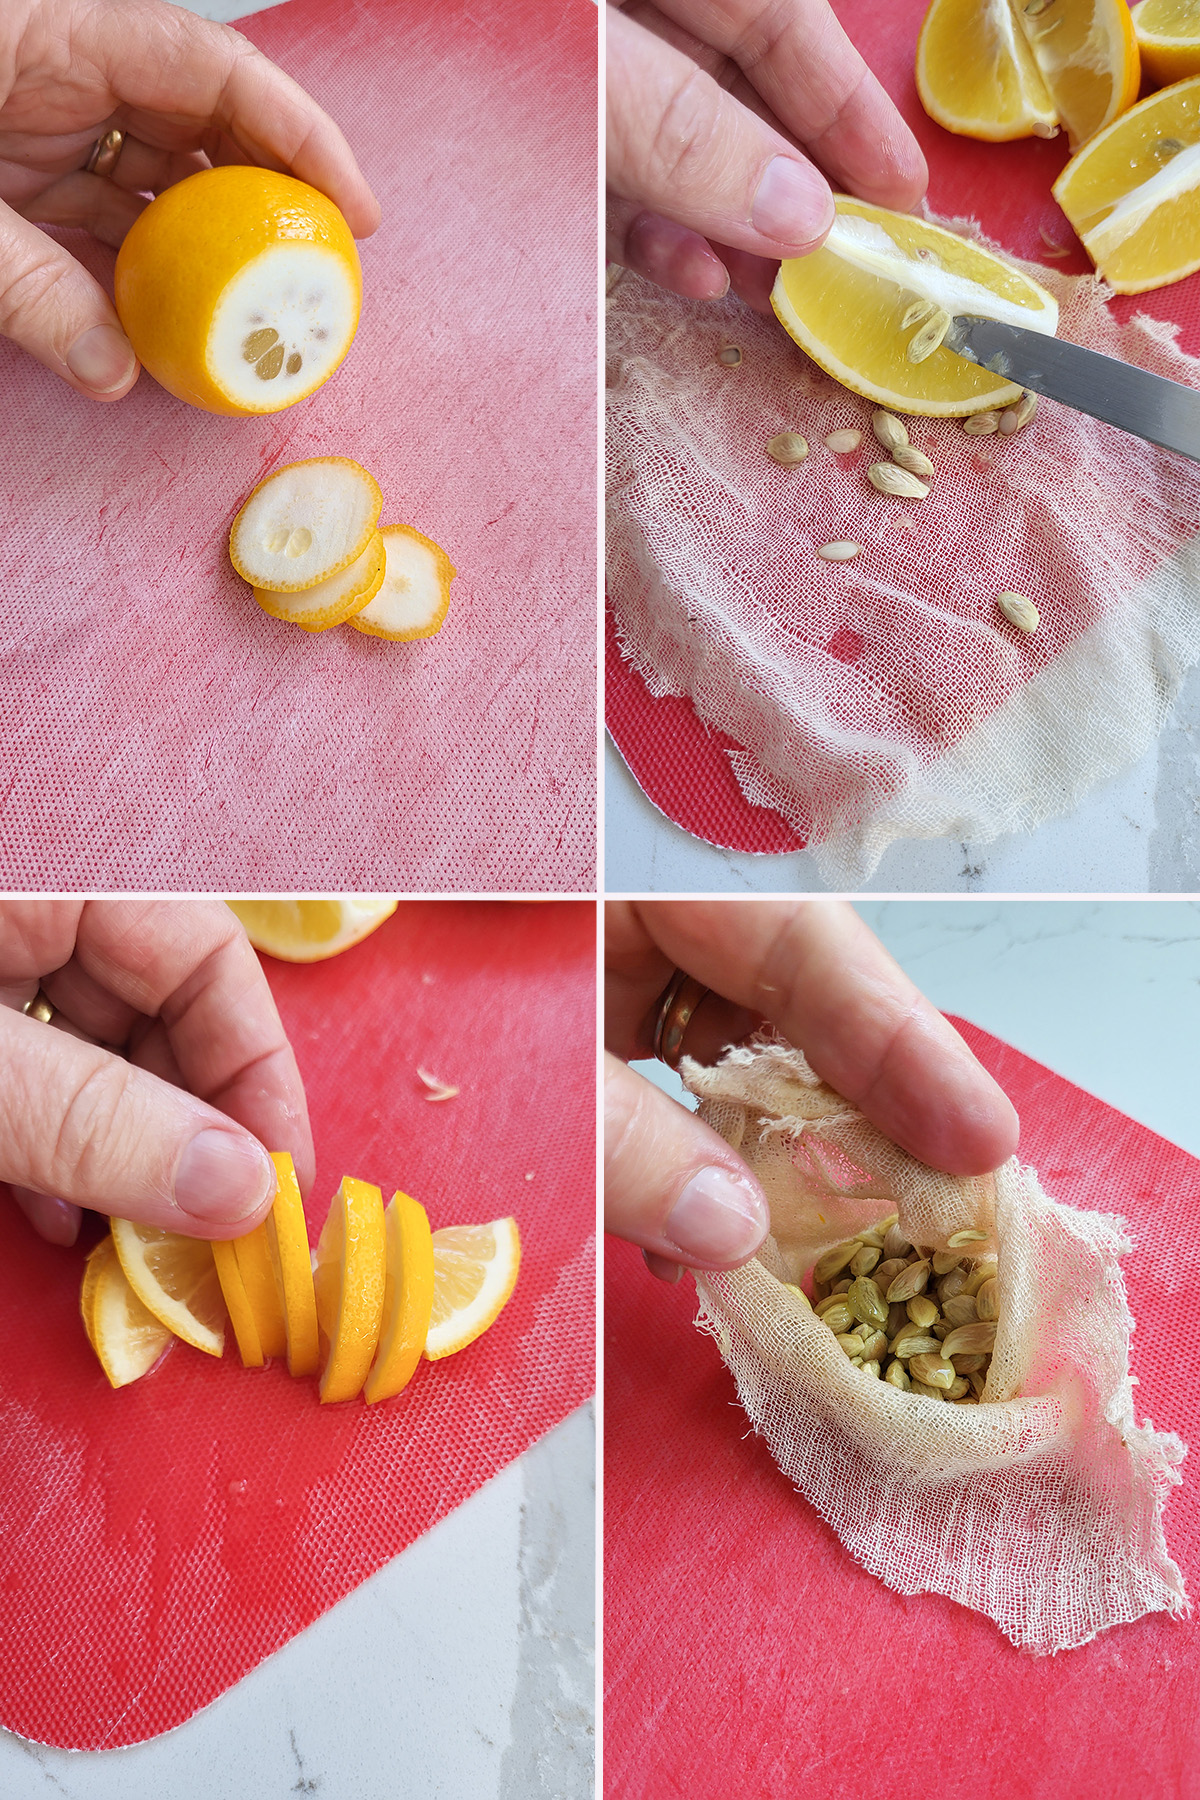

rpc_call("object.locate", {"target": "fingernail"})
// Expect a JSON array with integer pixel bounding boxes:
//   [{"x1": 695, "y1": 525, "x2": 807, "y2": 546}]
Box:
[
  {"x1": 174, "y1": 1130, "x2": 274, "y2": 1225},
  {"x1": 66, "y1": 324, "x2": 136, "y2": 393},
  {"x1": 751, "y1": 157, "x2": 833, "y2": 247},
  {"x1": 665, "y1": 1166, "x2": 769, "y2": 1265}
]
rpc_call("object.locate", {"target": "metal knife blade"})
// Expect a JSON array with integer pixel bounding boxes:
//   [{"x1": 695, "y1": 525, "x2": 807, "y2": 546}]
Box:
[{"x1": 944, "y1": 314, "x2": 1200, "y2": 463}]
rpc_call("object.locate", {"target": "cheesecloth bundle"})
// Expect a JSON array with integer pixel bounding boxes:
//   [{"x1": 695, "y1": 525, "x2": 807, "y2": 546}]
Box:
[
  {"x1": 606, "y1": 217, "x2": 1200, "y2": 885},
  {"x1": 681, "y1": 1037, "x2": 1187, "y2": 1653}
]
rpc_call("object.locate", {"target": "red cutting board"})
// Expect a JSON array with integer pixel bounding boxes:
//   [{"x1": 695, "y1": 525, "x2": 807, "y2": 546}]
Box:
[
  {"x1": 604, "y1": 1020, "x2": 1198, "y2": 1800},
  {"x1": 0, "y1": 900, "x2": 595, "y2": 1749},
  {"x1": 0, "y1": 0, "x2": 597, "y2": 892},
  {"x1": 606, "y1": 0, "x2": 1200, "y2": 856}
]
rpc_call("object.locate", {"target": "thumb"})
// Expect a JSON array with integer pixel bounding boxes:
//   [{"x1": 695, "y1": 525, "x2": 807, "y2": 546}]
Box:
[
  {"x1": 0, "y1": 199, "x2": 139, "y2": 400},
  {"x1": 0, "y1": 1008, "x2": 276, "y2": 1239},
  {"x1": 607, "y1": 7, "x2": 833, "y2": 262},
  {"x1": 604, "y1": 1052, "x2": 769, "y2": 1273}
]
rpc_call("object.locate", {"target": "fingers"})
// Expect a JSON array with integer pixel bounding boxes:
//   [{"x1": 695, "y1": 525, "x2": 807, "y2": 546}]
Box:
[
  {"x1": 607, "y1": 198, "x2": 730, "y2": 300},
  {"x1": 19, "y1": 171, "x2": 148, "y2": 253},
  {"x1": 604, "y1": 1052, "x2": 769, "y2": 1269},
  {"x1": 0, "y1": 199, "x2": 139, "y2": 399},
  {"x1": 608, "y1": 6, "x2": 834, "y2": 261},
  {"x1": 0, "y1": 1006, "x2": 276, "y2": 1237},
  {"x1": 612, "y1": 902, "x2": 1020, "y2": 1176},
  {"x1": 7, "y1": 1189, "x2": 82, "y2": 1248}
]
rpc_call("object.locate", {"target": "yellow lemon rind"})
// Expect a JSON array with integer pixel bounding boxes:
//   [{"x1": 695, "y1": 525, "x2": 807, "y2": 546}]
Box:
[
  {"x1": 350, "y1": 524, "x2": 456, "y2": 642},
  {"x1": 316, "y1": 1176, "x2": 387, "y2": 1403},
  {"x1": 266, "y1": 1151, "x2": 320, "y2": 1378},
  {"x1": 82, "y1": 1236, "x2": 174, "y2": 1389},
  {"x1": 364, "y1": 1191, "x2": 436, "y2": 1403},
  {"x1": 212, "y1": 1238, "x2": 264, "y2": 1367},
  {"x1": 254, "y1": 529, "x2": 385, "y2": 631}
]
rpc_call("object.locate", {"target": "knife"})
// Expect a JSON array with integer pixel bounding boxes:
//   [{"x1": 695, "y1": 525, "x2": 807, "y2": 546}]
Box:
[{"x1": 944, "y1": 314, "x2": 1200, "y2": 464}]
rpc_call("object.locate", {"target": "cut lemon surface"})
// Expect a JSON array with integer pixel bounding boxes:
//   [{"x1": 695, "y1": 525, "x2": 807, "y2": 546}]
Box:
[
  {"x1": 230, "y1": 458, "x2": 383, "y2": 594},
  {"x1": 364, "y1": 1191, "x2": 436, "y2": 1403},
  {"x1": 212, "y1": 1238, "x2": 263, "y2": 1367},
  {"x1": 351, "y1": 524, "x2": 456, "y2": 642},
  {"x1": 110, "y1": 1217, "x2": 226, "y2": 1357},
  {"x1": 917, "y1": 0, "x2": 1139, "y2": 147},
  {"x1": 228, "y1": 897, "x2": 398, "y2": 962},
  {"x1": 314, "y1": 1177, "x2": 387, "y2": 1402},
  {"x1": 266, "y1": 1150, "x2": 319, "y2": 1377},
  {"x1": 424, "y1": 1217, "x2": 521, "y2": 1361},
  {"x1": 82, "y1": 1236, "x2": 173, "y2": 1389},
  {"x1": 114, "y1": 165, "x2": 361, "y2": 416},
  {"x1": 1132, "y1": 0, "x2": 1200, "y2": 86},
  {"x1": 254, "y1": 528, "x2": 385, "y2": 631},
  {"x1": 233, "y1": 1220, "x2": 288, "y2": 1359},
  {"x1": 1053, "y1": 73, "x2": 1200, "y2": 289},
  {"x1": 771, "y1": 198, "x2": 1058, "y2": 415}
]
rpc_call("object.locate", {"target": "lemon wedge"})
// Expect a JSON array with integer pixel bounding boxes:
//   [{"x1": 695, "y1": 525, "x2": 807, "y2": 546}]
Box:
[
  {"x1": 228, "y1": 897, "x2": 398, "y2": 962},
  {"x1": 82, "y1": 1236, "x2": 174, "y2": 1388},
  {"x1": 110, "y1": 1217, "x2": 226, "y2": 1357},
  {"x1": 1133, "y1": 0, "x2": 1200, "y2": 86},
  {"x1": 424, "y1": 1217, "x2": 521, "y2": 1361}
]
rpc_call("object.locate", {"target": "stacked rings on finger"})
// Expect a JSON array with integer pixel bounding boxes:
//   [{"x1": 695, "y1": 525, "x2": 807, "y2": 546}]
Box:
[
  {"x1": 84, "y1": 128, "x2": 125, "y2": 178},
  {"x1": 21, "y1": 990, "x2": 55, "y2": 1025},
  {"x1": 652, "y1": 970, "x2": 710, "y2": 1070}
]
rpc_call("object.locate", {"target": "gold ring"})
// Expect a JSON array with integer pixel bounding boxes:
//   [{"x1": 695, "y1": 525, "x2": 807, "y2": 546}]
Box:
[
  {"x1": 652, "y1": 970, "x2": 710, "y2": 1070},
  {"x1": 85, "y1": 128, "x2": 125, "y2": 179},
  {"x1": 22, "y1": 990, "x2": 55, "y2": 1025}
]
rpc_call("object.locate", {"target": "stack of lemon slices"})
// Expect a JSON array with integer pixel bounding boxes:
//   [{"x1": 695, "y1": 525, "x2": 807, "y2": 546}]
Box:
[{"x1": 81, "y1": 1151, "x2": 521, "y2": 1403}]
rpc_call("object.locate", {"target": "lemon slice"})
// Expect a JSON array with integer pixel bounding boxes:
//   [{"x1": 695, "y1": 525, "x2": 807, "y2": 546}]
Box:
[
  {"x1": 1053, "y1": 75, "x2": 1200, "y2": 290},
  {"x1": 82, "y1": 1236, "x2": 174, "y2": 1388},
  {"x1": 233, "y1": 1221, "x2": 289, "y2": 1359},
  {"x1": 424, "y1": 1217, "x2": 521, "y2": 1361},
  {"x1": 350, "y1": 524, "x2": 456, "y2": 641},
  {"x1": 364, "y1": 1191, "x2": 436, "y2": 1403},
  {"x1": 110, "y1": 1217, "x2": 226, "y2": 1357},
  {"x1": 1133, "y1": 0, "x2": 1200, "y2": 85},
  {"x1": 254, "y1": 529, "x2": 385, "y2": 631},
  {"x1": 771, "y1": 198, "x2": 1058, "y2": 415},
  {"x1": 114, "y1": 165, "x2": 361, "y2": 417},
  {"x1": 265, "y1": 1151, "x2": 319, "y2": 1377},
  {"x1": 314, "y1": 1176, "x2": 387, "y2": 1402},
  {"x1": 230, "y1": 458, "x2": 383, "y2": 594},
  {"x1": 228, "y1": 897, "x2": 398, "y2": 962},
  {"x1": 212, "y1": 1238, "x2": 264, "y2": 1367}
]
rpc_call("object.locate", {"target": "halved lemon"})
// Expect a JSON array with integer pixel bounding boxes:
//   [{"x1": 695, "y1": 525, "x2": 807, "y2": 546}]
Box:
[
  {"x1": 314, "y1": 1176, "x2": 387, "y2": 1402},
  {"x1": 1133, "y1": 0, "x2": 1200, "y2": 85},
  {"x1": 917, "y1": 0, "x2": 1139, "y2": 148},
  {"x1": 228, "y1": 897, "x2": 398, "y2": 962},
  {"x1": 254, "y1": 529, "x2": 385, "y2": 631},
  {"x1": 424, "y1": 1217, "x2": 521, "y2": 1361},
  {"x1": 363, "y1": 1191, "x2": 436, "y2": 1403},
  {"x1": 229, "y1": 458, "x2": 383, "y2": 594},
  {"x1": 265, "y1": 1151, "x2": 319, "y2": 1377},
  {"x1": 771, "y1": 198, "x2": 1058, "y2": 415},
  {"x1": 82, "y1": 1236, "x2": 174, "y2": 1388},
  {"x1": 1053, "y1": 74, "x2": 1200, "y2": 289},
  {"x1": 110, "y1": 1217, "x2": 226, "y2": 1357},
  {"x1": 212, "y1": 1237, "x2": 264, "y2": 1367},
  {"x1": 351, "y1": 524, "x2": 456, "y2": 642},
  {"x1": 114, "y1": 165, "x2": 361, "y2": 416}
]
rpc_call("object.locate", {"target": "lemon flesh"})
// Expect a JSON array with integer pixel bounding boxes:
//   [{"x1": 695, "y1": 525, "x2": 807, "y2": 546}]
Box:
[
  {"x1": 351, "y1": 524, "x2": 456, "y2": 641},
  {"x1": 230, "y1": 458, "x2": 383, "y2": 592},
  {"x1": 1133, "y1": 0, "x2": 1200, "y2": 86}
]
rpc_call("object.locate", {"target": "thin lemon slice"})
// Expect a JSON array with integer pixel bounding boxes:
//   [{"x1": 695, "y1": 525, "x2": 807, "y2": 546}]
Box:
[
  {"x1": 1053, "y1": 75, "x2": 1200, "y2": 290},
  {"x1": 350, "y1": 524, "x2": 456, "y2": 641},
  {"x1": 229, "y1": 458, "x2": 383, "y2": 593},
  {"x1": 314, "y1": 1176, "x2": 387, "y2": 1402},
  {"x1": 916, "y1": 0, "x2": 1058, "y2": 141},
  {"x1": 228, "y1": 897, "x2": 398, "y2": 962},
  {"x1": 424, "y1": 1217, "x2": 521, "y2": 1361},
  {"x1": 771, "y1": 198, "x2": 1058, "y2": 416},
  {"x1": 364, "y1": 1191, "x2": 436, "y2": 1403},
  {"x1": 114, "y1": 165, "x2": 361, "y2": 417},
  {"x1": 110, "y1": 1217, "x2": 226, "y2": 1357},
  {"x1": 266, "y1": 1151, "x2": 319, "y2": 1377},
  {"x1": 212, "y1": 1238, "x2": 264, "y2": 1367},
  {"x1": 233, "y1": 1221, "x2": 288, "y2": 1359},
  {"x1": 254, "y1": 528, "x2": 385, "y2": 631},
  {"x1": 1133, "y1": 0, "x2": 1200, "y2": 86},
  {"x1": 82, "y1": 1236, "x2": 173, "y2": 1388}
]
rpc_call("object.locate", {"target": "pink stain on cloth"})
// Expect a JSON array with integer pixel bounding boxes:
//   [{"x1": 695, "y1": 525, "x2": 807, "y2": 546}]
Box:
[
  {"x1": 606, "y1": 0, "x2": 1200, "y2": 881},
  {"x1": 605, "y1": 1021, "x2": 1197, "y2": 1800},
  {"x1": 0, "y1": 901, "x2": 595, "y2": 1749},
  {"x1": 0, "y1": 0, "x2": 596, "y2": 892}
]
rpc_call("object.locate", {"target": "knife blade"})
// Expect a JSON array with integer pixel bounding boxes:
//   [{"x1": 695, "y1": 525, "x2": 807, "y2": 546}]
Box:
[{"x1": 944, "y1": 314, "x2": 1200, "y2": 463}]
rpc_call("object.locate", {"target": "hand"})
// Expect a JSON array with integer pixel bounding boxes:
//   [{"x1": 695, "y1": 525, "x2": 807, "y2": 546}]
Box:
[
  {"x1": 607, "y1": 0, "x2": 927, "y2": 313},
  {"x1": 0, "y1": 0, "x2": 380, "y2": 400},
  {"x1": 0, "y1": 899, "x2": 314, "y2": 1246},
  {"x1": 605, "y1": 900, "x2": 1019, "y2": 1280}
]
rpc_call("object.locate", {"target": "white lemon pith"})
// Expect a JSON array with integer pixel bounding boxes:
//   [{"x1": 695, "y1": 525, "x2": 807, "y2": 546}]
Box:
[
  {"x1": 230, "y1": 458, "x2": 383, "y2": 592},
  {"x1": 351, "y1": 524, "x2": 456, "y2": 640},
  {"x1": 210, "y1": 244, "x2": 358, "y2": 411}
]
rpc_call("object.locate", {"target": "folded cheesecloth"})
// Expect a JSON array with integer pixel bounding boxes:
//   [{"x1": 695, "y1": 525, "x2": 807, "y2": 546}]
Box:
[
  {"x1": 0, "y1": 0, "x2": 596, "y2": 893},
  {"x1": 606, "y1": 0, "x2": 1200, "y2": 881},
  {"x1": 0, "y1": 901, "x2": 595, "y2": 1748},
  {"x1": 605, "y1": 1022, "x2": 1195, "y2": 1799}
]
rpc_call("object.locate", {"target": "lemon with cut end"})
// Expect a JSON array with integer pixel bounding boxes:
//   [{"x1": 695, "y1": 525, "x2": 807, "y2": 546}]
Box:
[
  {"x1": 82, "y1": 1236, "x2": 174, "y2": 1388},
  {"x1": 110, "y1": 1217, "x2": 226, "y2": 1357},
  {"x1": 351, "y1": 524, "x2": 456, "y2": 641},
  {"x1": 228, "y1": 897, "x2": 398, "y2": 961},
  {"x1": 1132, "y1": 0, "x2": 1200, "y2": 86},
  {"x1": 424, "y1": 1217, "x2": 521, "y2": 1361},
  {"x1": 771, "y1": 197, "x2": 1058, "y2": 417},
  {"x1": 115, "y1": 165, "x2": 361, "y2": 416}
]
